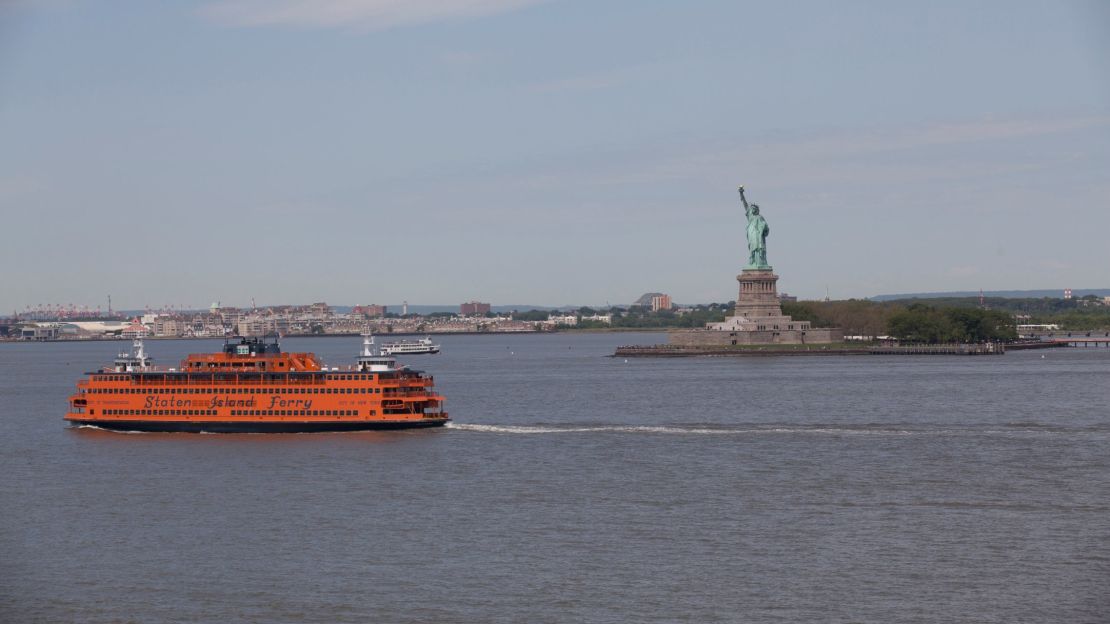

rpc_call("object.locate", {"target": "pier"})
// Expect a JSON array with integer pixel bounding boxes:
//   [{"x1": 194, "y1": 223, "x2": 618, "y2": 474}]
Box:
[
  {"x1": 1050, "y1": 337, "x2": 1110, "y2": 348},
  {"x1": 615, "y1": 343, "x2": 1009, "y2": 357},
  {"x1": 866, "y1": 343, "x2": 1004, "y2": 355}
]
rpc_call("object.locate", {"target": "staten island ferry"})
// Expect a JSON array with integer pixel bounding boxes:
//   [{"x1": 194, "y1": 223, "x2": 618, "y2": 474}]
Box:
[{"x1": 66, "y1": 334, "x2": 448, "y2": 433}]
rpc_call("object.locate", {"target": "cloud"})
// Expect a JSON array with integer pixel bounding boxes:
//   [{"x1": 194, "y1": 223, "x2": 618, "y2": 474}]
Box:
[{"x1": 200, "y1": 0, "x2": 549, "y2": 30}]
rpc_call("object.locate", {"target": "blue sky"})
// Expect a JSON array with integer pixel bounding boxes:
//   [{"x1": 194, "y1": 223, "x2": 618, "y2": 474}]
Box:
[{"x1": 1, "y1": 0, "x2": 1107, "y2": 312}]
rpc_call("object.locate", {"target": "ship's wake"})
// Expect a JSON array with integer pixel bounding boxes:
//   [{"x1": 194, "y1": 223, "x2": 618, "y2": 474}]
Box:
[
  {"x1": 445, "y1": 423, "x2": 922, "y2": 435},
  {"x1": 445, "y1": 422, "x2": 1107, "y2": 436}
]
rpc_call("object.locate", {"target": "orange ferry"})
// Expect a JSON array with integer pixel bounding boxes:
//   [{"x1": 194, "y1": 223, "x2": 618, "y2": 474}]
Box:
[{"x1": 66, "y1": 335, "x2": 448, "y2": 433}]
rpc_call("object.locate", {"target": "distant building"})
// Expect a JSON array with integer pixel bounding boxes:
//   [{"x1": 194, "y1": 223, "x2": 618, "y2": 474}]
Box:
[
  {"x1": 779, "y1": 293, "x2": 797, "y2": 303},
  {"x1": 634, "y1": 292, "x2": 665, "y2": 307},
  {"x1": 1017, "y1": 324, "x2": 1060, "y2": 336},
  {"x1": 545, "y1": 314, "x2": 579, "y2": 327},
  {"x1": 17, "y1": 322, "x2": 62, "y2": 341},
  {"x1": 650, "y1": 294, "x2": 672, "y2": 312},
  {"x1": 122, "y1": 320, "x2": 149, "y2": 339},
  {"x1": 353, "y1": 304, "x2": 387, "y2": 318},
  {"x1": 152, "y1": 317, "x2": 184, "y2": 337},
  {"x1": 461, "y1": 301, "x2": 491, "y2": 316}
]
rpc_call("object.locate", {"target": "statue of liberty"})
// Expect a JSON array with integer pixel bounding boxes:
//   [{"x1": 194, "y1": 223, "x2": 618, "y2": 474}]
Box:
[{"x1": 738, "y1": 185, "x2": 770, "y2": 269}]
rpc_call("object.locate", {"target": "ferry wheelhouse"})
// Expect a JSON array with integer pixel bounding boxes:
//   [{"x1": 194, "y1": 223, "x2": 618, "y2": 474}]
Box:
[{"x1": 66, "y1": 335, "x2": 448, "y2": 433}]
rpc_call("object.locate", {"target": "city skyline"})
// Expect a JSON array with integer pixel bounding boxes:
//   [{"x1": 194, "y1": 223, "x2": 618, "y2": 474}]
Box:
[{"x1": 1, "y1": 1, "x2": 1107, "y2": 312}]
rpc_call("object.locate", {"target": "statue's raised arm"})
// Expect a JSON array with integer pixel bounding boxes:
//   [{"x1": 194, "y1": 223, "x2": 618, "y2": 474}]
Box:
[{"x1": 738, "y1": 185, "x2": 751, "y2": 216}]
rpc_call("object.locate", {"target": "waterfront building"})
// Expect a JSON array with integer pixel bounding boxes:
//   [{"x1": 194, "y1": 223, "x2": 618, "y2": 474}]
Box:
[
  {"x1": 460, "y1": 301, "x2": 491, "y2": 316},
  {"x1": 353, "y1": 304, "x2": 387, "y2": 318},
  {"x1": 545, "y1": 315, "x2": 579, "y2": 327}
]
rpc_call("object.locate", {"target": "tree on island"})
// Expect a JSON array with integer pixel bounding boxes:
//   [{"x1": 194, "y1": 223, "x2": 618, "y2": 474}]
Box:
[{"x1": 886, "y1": 304, "x2": 1016, "y2": 343}]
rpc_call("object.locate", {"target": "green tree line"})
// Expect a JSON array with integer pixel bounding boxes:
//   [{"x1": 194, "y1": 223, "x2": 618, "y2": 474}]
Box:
[{"x1": 515, "y1": 297, "x2": 1108, "y2": 337}]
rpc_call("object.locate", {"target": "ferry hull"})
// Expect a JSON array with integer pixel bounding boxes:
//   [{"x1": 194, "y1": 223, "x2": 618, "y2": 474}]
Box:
[{"x1": 69, "y1": 418, "x2": 449, "y2": 434}]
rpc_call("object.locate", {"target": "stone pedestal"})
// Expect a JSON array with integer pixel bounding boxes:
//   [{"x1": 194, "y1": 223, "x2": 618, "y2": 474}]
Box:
[
  {"x1": 735, "y1": 269, "x2": 784, "y2": 320},
  {"x1": 669, "y1": 267, "x2": 843, "y2": 346}
]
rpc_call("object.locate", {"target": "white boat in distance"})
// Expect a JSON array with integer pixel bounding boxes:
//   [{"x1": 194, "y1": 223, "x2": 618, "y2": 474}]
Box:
[{"x1": 378, "y1": 337, "x2": 441, "y2": 355}]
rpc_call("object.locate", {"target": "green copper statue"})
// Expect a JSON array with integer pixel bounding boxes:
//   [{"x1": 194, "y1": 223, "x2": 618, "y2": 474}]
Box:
[{"x1": 738, "y1": 185, "x2": 770, "y2": 269}]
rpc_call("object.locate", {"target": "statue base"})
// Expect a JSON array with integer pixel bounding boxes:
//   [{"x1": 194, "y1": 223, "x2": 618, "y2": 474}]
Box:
[{"x1": 667, "y1": 267, "x2": 843, "y2": 346}]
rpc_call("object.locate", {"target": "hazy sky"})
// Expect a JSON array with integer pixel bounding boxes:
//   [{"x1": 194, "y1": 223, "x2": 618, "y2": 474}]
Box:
[{"x1": 1, "y1": 0, "x2": 1107, "y2": 312}]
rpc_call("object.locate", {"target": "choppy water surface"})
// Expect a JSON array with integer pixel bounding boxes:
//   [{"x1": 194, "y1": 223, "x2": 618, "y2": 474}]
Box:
[{"x1": 1, "y1": 333, "x2": 1108, "y2": 623}]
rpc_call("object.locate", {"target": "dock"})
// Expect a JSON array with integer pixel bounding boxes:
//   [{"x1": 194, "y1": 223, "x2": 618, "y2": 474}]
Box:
[{"x1": 615, "y1": 342, "x2": 1012, "y2": 357}]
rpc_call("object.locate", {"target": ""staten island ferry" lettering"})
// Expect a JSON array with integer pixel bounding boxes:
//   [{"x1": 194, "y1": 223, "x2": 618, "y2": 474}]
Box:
[{"x1": 143, "y1": 395, "x2": 315, "y2": 410}]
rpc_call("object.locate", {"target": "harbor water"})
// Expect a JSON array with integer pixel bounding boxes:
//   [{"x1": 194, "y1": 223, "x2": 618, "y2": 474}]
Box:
[{"x1": 1, "y1": 332, "x2": 1107, "y2": 623}]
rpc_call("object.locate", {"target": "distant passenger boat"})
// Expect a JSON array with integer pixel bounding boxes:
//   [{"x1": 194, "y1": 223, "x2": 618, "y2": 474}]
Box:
[{"x1": 379, "y1": 337, "x2": 441, "y2": 355}]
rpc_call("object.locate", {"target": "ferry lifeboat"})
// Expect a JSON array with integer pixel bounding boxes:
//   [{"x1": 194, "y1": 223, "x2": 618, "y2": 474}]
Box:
[{"x1": 66, "y1": 335, "x2": 448, "y2": 433}]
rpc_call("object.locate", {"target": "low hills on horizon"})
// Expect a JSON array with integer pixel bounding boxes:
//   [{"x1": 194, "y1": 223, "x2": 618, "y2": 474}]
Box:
[{"x1": 870, "y1": 288, "x2": 1110, "y2": 302}]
